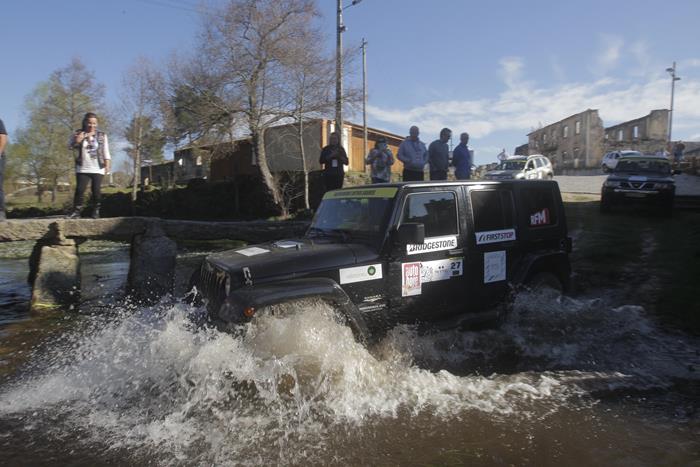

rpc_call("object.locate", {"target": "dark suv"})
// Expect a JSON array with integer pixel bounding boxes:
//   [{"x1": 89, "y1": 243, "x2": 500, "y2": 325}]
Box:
[
  {"x1": 191, "y1": 181, "x2": 572, "y2": 343},
  {"x1": 600, "y1": 155, "x2": 679, "y2": 214}
]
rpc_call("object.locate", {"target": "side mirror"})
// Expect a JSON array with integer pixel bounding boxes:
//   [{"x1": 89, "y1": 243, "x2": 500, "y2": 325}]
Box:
[{"x1": 396, "y1": 223, "x2": 425, "y2": 245}]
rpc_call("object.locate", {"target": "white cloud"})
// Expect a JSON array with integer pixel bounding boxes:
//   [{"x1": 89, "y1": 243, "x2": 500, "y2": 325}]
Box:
[
  {"x1": 595, "y1": 34, "x2": 624, "y2": 73},
  {"x1": 367, "y1": 60, "x2": 700, "y2": 144}
]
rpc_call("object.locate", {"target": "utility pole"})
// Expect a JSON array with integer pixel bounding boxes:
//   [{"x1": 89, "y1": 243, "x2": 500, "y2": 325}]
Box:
[
  {"x1": 666, "y1": 62, "x2": 681, "y2": 144},
  {"x1": 361, "y1": 38, "x2": 368, "y2": 161},
  {"x1": 335, "y1": 0, "x2": 344, "y2": 144}
]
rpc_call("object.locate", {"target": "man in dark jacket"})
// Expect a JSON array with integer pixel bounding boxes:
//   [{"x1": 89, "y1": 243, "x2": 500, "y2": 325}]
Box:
[
  {"x1": 319, "y1": 131, "x2": 349, "y2": 192},
  {"x1": 452, "y1": 132, "x2": 472, "y2": 180},
  {"x1": 428, "y1": 128, "x2": 451, "y2": 180}
]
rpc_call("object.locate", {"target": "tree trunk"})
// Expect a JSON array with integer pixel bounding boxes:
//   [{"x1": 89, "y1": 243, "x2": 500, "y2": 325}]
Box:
[
  {"x1": 131, "y1": 122, "x2": 143, "y2": 202},
  {"x1": 51, "y1": 177, "x2": 58, "y2": 204},
  {"x1": 251, "y1": 127, "x2": 285, "y2": 216}
]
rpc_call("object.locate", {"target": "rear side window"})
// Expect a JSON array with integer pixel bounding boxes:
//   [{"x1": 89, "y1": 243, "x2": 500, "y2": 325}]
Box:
[
  {"x1": 535, "y1": 158, "x2": 544, "y2": 168},
  {"x1": 402, "y1": 191, "x2": 458, "y2": 237},
  {"x1": 521, "y1": 187, "x2": 559, "y2": 227},
  {"x1": 470, "y1": 190, "x2": 515, "y2": 232}
]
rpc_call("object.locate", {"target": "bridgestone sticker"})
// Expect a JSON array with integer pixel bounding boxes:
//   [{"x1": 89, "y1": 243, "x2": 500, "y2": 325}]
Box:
[
  {"x1": 236, "y1": 247, "x2": 270, "y2": 256},
  {"x1": 402, "y1": 262, "x2": 422, "y2": 296},
  {"x1": 406, "y1": 235, "x2": 458, "y2": 255},
  {"x1": 484, "y1": 250, "x2": 506, "y2": 283},
  {"x1": 339, "y1": 263, "x2": 383, "y2": 285},
  {"x1": 475, "y1": 229, "x2": 516, "y2": 245}
]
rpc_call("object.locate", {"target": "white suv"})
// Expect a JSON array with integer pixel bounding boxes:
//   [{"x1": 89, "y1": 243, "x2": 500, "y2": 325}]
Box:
[
  {"x1": 601, "y1": 150, "x2": 642, "y2": 173},
  {"x1": 484, "y1": 155, "x2": 554, "y2": 180}
]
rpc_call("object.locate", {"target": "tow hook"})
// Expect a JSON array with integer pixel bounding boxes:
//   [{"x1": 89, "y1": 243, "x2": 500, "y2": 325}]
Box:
[{"x1": 242, "y1": 267, "x2": 253, "y2": 286}]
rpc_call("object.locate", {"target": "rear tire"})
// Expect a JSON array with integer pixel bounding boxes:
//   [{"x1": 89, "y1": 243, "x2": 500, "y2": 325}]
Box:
[{"x1": 527, "y1": 272, "x2": 563, "y2": 294}]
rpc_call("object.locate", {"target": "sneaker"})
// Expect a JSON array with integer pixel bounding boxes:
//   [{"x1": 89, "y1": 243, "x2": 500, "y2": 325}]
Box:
[
  {"x1": 91, "y1": 207, "x2": 100, "y2": 219},
  {"x1": 67, "y1": 207, "x2": 82, "y2": 219}
]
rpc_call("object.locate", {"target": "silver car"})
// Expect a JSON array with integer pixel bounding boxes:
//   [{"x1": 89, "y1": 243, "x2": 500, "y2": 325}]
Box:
[
  {"x1": 601, "y1": 150, "x2": 642, "y2": 173},
  {"x1": 484, "y1": 155, "x2": 554, "y2": 180}
]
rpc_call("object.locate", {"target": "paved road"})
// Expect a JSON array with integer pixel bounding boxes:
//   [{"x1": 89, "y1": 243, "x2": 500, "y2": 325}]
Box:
[{"x1": 554, "y1": 174, "x2": 700, "y2": 196}]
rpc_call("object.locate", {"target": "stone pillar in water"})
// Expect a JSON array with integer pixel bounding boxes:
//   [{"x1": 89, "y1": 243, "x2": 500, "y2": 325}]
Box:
[
  {"x1": 29, "y1": 221, "x2": 80, "y2": 311},
  {"x1": 128, "y1": 220, "x2": 177, "y2": 304}
]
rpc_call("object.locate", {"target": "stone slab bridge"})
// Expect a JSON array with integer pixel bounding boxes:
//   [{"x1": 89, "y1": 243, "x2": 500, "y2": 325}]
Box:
[{"x1": 0, "y1": 217, "x2": 309, "y2": 311}]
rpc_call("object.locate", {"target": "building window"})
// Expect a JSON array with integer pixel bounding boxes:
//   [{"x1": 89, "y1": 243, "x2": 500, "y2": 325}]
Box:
[
  {"x1": 605, "y1": 132, "x2": 609, "y2": 140},
  {"x1": 196, "y1": 155, "x2": 203, "y2": 166},
  {"x1": 617, "y1": 129, "x2": 623, "y2": 141},
  {"x1": 562, "y1": 151, "x2": 568, "y2": 160},
  {"x1": 563, "y1": 125, "x2": 569, "y2": 138},
  {"x1": 573, "y1": 148, "x2": 580, "y2": 159},
  {"x1": 575, "y1": 121, "x2": 581, "y2": 135},
  {"x1": 633, "y1": 126, "x2": 639, "y2": 139},
  {"x1": 543, "y1": 133, "x2": 547, "y2": 143}
]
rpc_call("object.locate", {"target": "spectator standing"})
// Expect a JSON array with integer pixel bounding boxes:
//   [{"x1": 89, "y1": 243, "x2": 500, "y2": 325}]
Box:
[
  {"x1": 673, "y1": 141, "x2": 685, "y2": 166},
  {"x1": 365, "y1": 137, "x2": 394, "y2": 183},
  {"x1": 428, "y1": 128, "x2": 451, "y2": 180},
  {"x1": 319, "y1": 131, "x2": 349, "y2": 192},
  {"x1": 397, "y1": 126, "x2": 428, "y2": 181},
  {"x1": 0, "y1": 118, "x2": 7, "y2": 220},
  {"x1": 452, "y1": 132, "x2": 472, "y2": 180},
  {"x1": 68, "y1": 112, "x2": 111, "y2": 219}
]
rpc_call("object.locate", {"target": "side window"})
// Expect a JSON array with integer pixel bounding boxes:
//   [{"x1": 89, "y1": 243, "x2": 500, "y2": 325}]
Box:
[
  {"x1": 521, "y1": 187, "x2": 559, "y2": 227},
  {"x1": 402, "y1": 191, "x2": 458, "y2": 238},
  {"x1": 535, "y1": 158, "x2": 544, "y2": 168},
  {"x1": 526, "y1": 160, "x2": 535, "y2": 170},
  {"x1": 470, "y1": 190, "x2": 515, "y2": 232}
]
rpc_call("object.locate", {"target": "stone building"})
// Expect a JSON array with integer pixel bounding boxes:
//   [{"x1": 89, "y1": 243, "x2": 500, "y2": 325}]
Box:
[
  {"x1": 603, "y1": 109, "x2": 669, "y2": 154},
  {"x1": 527, "y1": 109, "x2": 605, "y2": 171}
]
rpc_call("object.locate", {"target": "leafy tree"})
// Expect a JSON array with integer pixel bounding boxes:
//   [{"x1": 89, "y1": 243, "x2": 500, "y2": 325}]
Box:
[{"x1": 124, "y1": 115, "x2": 165, "y2": 164}]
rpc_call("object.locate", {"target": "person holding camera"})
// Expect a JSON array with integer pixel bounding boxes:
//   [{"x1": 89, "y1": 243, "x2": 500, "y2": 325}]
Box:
[
  {"x1": 68, "y1": 112, "x2": 111, "y2": 219},
  {"x1": 365, "y1": 137, "x2": 394, "y2": 183},
  {"x1": 319, "y1": 131, "x2": 349, "y2": 192}
]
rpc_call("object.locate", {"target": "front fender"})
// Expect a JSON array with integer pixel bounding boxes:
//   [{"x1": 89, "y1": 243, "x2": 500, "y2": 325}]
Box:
[{"x1": 217, "y1": 277, "x2": 370, "y2": 344}]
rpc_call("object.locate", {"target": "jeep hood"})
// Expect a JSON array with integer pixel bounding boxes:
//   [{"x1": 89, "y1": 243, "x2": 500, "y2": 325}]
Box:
[
  {"x1": 206, "y1": 239, "x2": 374, "y2": 281},
  {"x1": 608, "y1": 172, "x2": 674, "y2": 183}
]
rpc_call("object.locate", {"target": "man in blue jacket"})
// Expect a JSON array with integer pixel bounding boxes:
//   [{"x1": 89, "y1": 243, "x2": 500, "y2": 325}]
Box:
[
  {"x1": 397, "y1": 126, "x2": 428, "y2": 181},
  {"x1": 452, "y1": 132, "x2": 472, "y2": 180}
]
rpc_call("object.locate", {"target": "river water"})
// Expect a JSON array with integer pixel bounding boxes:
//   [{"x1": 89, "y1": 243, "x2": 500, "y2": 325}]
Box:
[{"x1": 0, "y1": 241, "x2": 698, "y2": 466}]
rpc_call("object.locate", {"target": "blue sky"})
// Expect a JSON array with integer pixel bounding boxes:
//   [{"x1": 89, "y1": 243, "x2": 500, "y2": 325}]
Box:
[{"x1": 2, "y1": 0, "x2": 700, "y2": 167}]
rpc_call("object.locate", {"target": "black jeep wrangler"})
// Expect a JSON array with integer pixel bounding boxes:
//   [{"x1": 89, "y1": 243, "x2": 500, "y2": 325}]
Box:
[{"x1": 191, "y1": 180, "x2": 572, "y2": 343}]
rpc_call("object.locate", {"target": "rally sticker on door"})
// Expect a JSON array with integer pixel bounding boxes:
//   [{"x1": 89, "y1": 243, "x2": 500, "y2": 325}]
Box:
[
  {"x1": 339, "y1": 264, "x2": 383, "y2": 284},
  {"x1": 401, "y1": 258, "x2": 463, "y2": 296},
  {"x1": 484, "y1": 250, "x2": 506, "y2": 283},
  {"x1": 475, "y1": 229, "x2": 516, "y2": 245},
  {"x1": 406, "y1": 235, "x2": 458, "y2": 255},
  {"x1": 402, "y1": 262, "x2": 422, "y2": 296}
]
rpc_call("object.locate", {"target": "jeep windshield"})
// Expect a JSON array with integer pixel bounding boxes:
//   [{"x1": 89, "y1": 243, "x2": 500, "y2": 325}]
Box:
[
  {"x1": 307, "y1": 187, "x2": 397, "y2": 247},
  {"x1": 615, "y1": 159, "x2": 671, "y2": 175},
  {"x1": 497, "y1": 160, "x2": 526, "y2": 170}
]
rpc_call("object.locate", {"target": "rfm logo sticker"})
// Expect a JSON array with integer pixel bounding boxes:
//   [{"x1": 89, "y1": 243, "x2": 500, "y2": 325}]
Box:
[{"x1": 530, "y1": 208, "x2": 550, "y2": 226}]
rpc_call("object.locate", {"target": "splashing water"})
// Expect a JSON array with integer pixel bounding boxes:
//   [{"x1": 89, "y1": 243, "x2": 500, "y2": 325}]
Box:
[{"x1": 0, "y1": 291, "x2": 698, "y2": 465}]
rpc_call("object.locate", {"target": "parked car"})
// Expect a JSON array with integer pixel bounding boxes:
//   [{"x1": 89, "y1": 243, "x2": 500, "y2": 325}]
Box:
[
  {"x1": 601, "y1": 150, "x2": 643, "y2": 173},
  {"x1": 483, "y1": 155, "x2": 553, "y2": 180},
  {"x1": 600, "y1": 155, "x2": 680, "y2": 214},
  {"x1": 190, "y1": 180, "x2": 572, "y2": 344}
]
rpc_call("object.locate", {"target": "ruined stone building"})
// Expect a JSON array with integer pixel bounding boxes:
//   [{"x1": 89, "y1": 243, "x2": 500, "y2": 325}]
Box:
[
  {"x1": 603, "y1": 109, "x2": 669, "y2": 154},
  {"x1": 520, "y1": 109, "x2": 670, "y2": 172},
  {"x1": 526, "y1": 109, "x2": 605, "y2": 170}
]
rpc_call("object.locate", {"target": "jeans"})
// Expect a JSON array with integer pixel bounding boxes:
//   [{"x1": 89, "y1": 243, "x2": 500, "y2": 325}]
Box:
[
  {"x1": 74, "y1": 173, "x2": 103, "y2": 207},
  {"x1": 402, "y1": 169, "x2": 424, "y2": 182}
]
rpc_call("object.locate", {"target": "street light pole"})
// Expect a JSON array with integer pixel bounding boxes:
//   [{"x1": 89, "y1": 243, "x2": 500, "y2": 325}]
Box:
[
  {"x1": 666, "y1": 61, "x2": 681, "y2": 144},
  {"x1": 361, "y1": 38, "x2": 368, "y2": 160}
]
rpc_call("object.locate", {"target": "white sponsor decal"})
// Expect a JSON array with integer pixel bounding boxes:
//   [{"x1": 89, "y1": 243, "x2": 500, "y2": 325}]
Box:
[
  {"x1": 530, "y1": 208, "x2": 550, "y2": 226},
  {"x1": 358, "y1": 303, "x2": 386, "y2": 313},
  {"x1": 484, "y1": 250, "x2": 506, "y2": 283},
  {"x1": 475, "y1": 228, "x2": 516, "y2": 245},
  {"x1": 402, "y1": 262, "x2": 422, "y2": 296},
  {"x1": 420, "y1": 257, "x2": 463, "y2": 283},
  {"x1": 274, "y1": 240, "x2": 302, "y2": 249},
  {"x1": 236, "y1": 247, "x2": 270, "y2": 257},
  {"x1": 406, "y1": 235, "x2": 458, "y2": 255},
  {"x1": 339, "y1": 263, "x2": 383, "y2": 285}
]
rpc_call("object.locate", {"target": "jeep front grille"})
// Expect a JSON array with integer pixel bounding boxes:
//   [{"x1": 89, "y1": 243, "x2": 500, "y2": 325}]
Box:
[
  {"x1": 621, "y1": 181, "x2": 651, "y2": 190},
  {"x1": 199, "y1": 262, "x2": 229, "y2": 312}
]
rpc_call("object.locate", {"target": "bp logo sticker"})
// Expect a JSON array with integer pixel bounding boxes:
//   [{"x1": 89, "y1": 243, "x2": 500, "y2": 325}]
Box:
[{"x1": 339, "y1": 263, "x2": 383, "y2": 284}]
